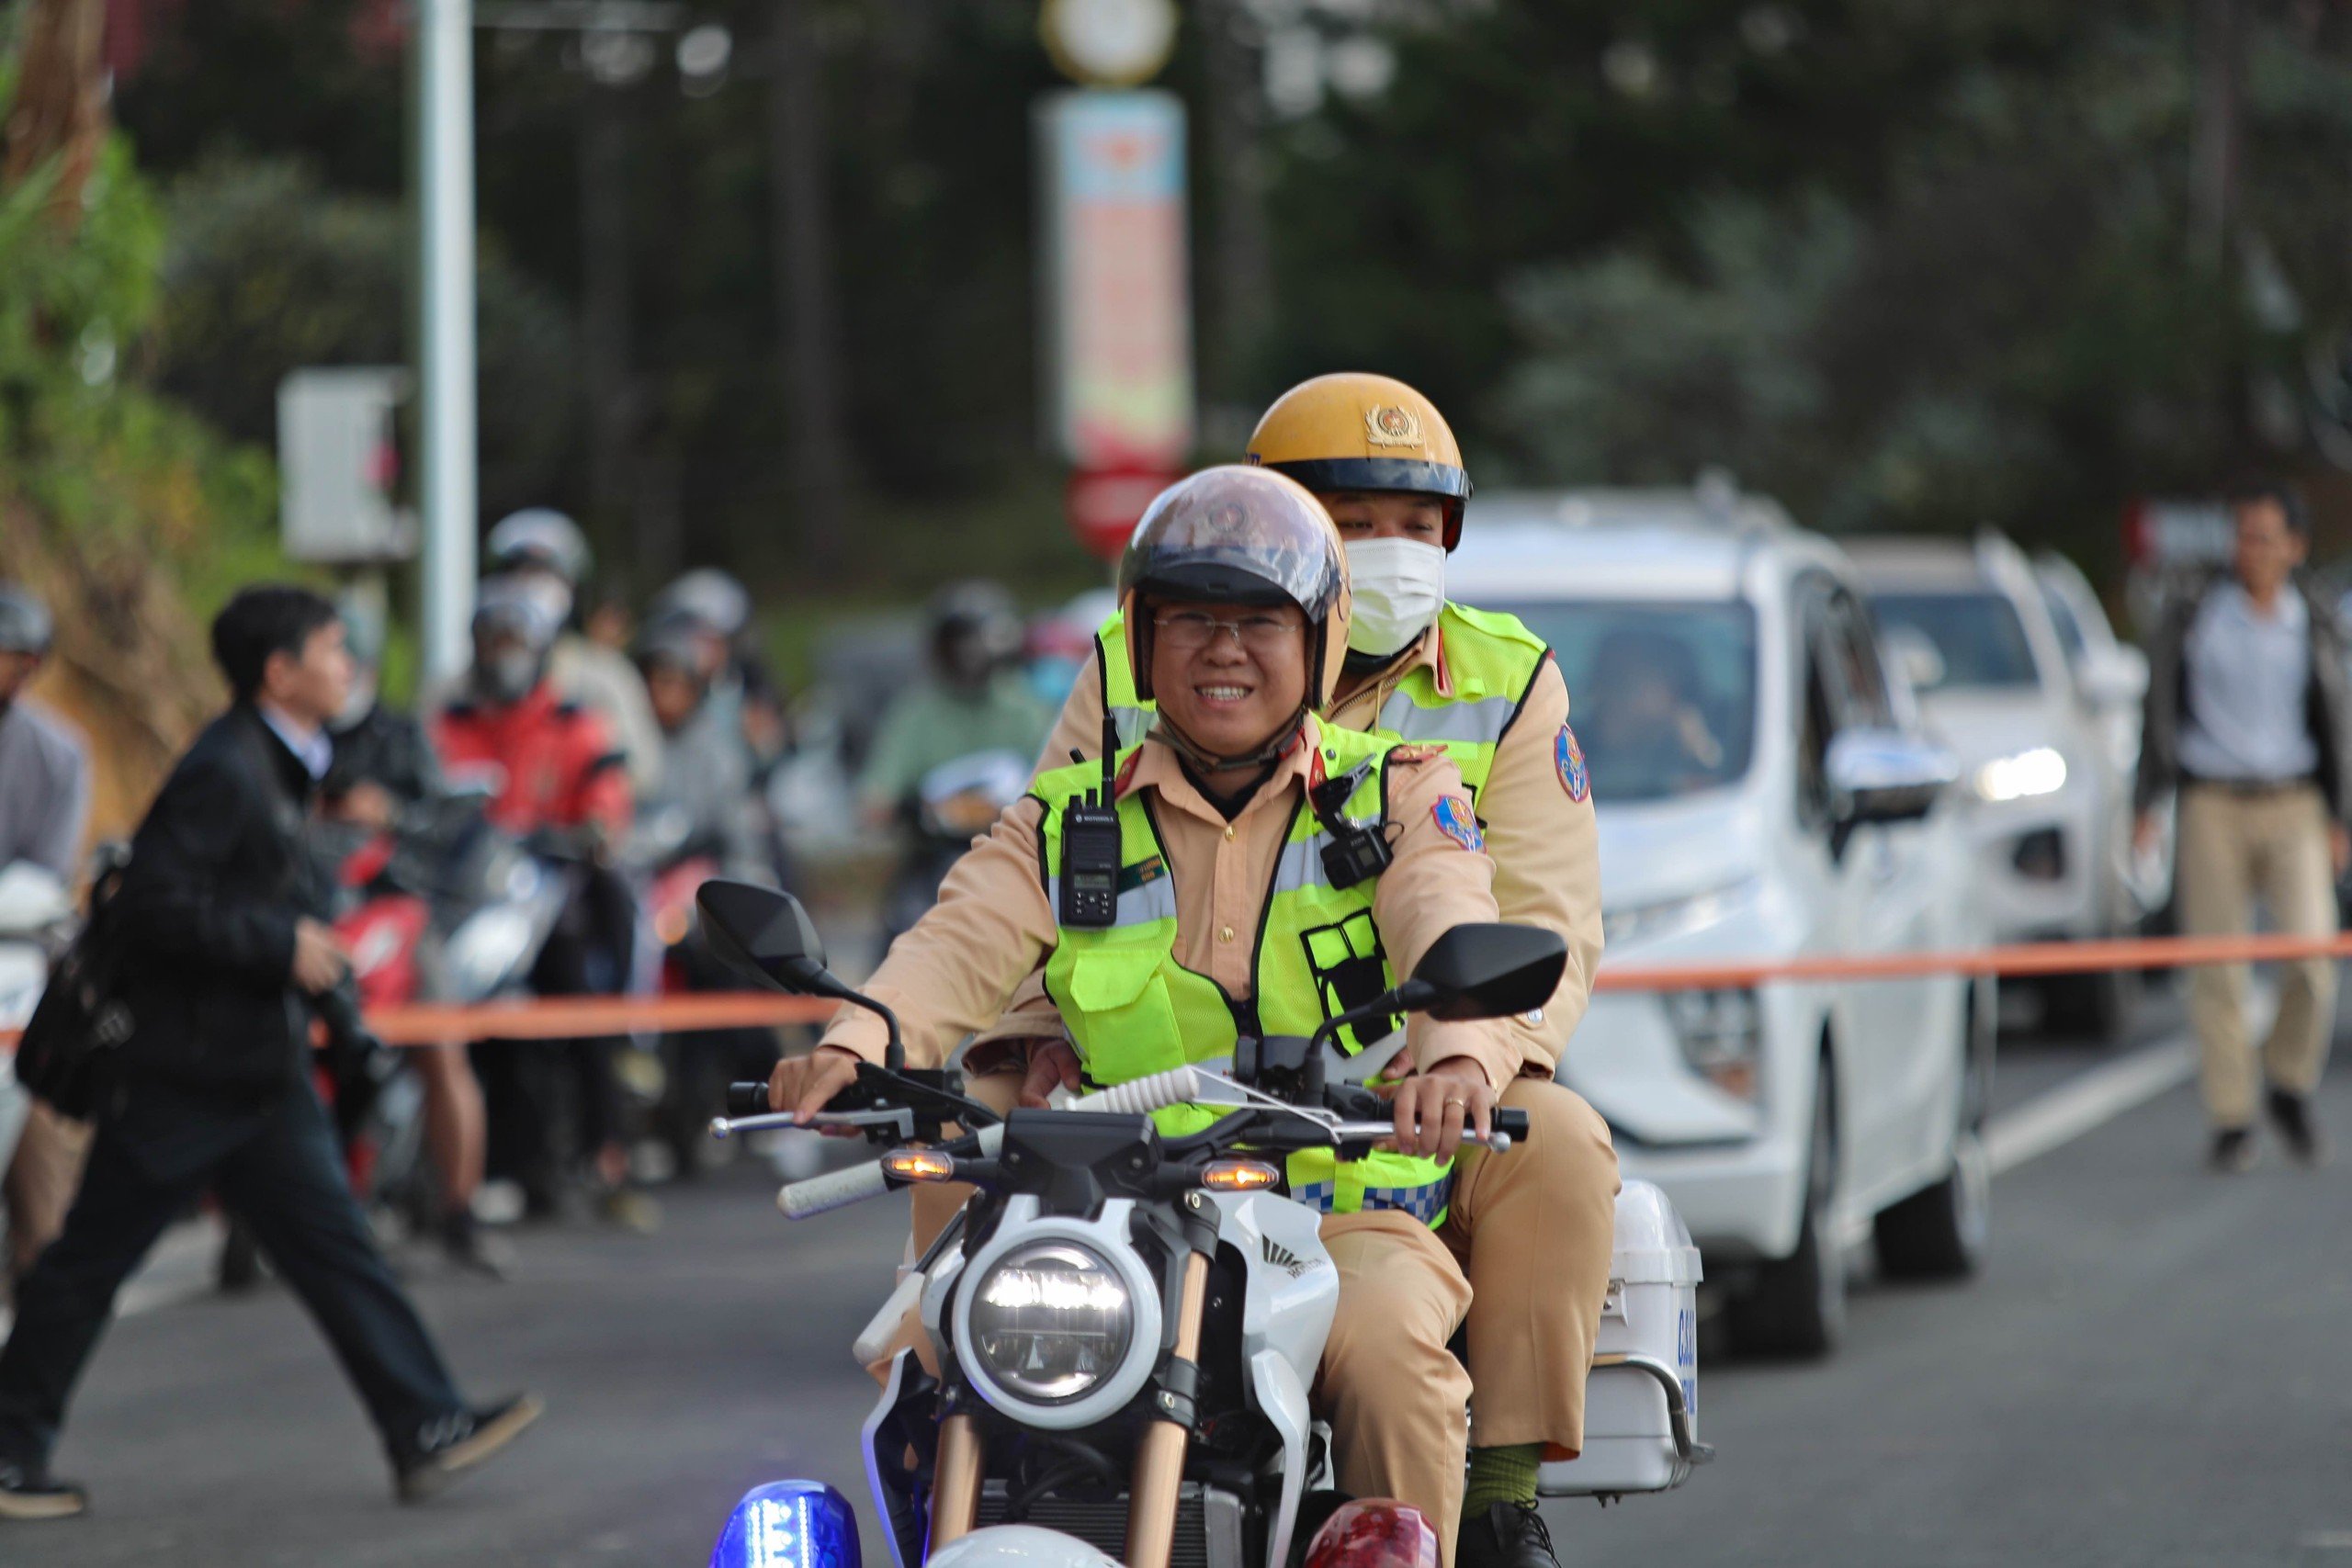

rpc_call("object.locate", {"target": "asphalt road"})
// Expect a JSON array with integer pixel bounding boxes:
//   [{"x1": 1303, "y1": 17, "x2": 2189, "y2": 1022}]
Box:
[{"x1": 14, "y1": 985, "x2": 2352, "y2": 1567}]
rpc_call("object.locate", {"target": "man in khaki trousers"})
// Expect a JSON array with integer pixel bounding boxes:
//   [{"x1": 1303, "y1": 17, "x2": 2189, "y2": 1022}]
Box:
[{"x1": 2135, "y1": 481, "x2": 2352, "y2": 1171}]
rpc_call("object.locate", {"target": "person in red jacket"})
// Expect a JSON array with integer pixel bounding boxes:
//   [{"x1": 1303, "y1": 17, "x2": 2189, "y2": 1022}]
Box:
[{"x1": 434, "y1": 577, "x2": 652, "y2": 1230}]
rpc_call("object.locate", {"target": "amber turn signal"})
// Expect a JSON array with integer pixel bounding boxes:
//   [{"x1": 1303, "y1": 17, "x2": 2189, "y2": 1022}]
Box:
[
  {"x1": 1199, "y1": 1159, "x2": 1283, "y2": 1192},
  {"x1": 882, "y1": 1148, "x2": 957, "y2": 1183}
]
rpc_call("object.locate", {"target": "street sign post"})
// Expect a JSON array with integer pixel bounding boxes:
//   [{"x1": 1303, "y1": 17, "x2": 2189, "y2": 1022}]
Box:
[
  {"x1": 1066, "y1": 462, "x2": 1181, "y2": 561},
  {"x1": 277, "y1": 368, "x2": 416, "y2": 563},
  {"x1": 1036, "y1": 88, "x2": 1193, "y2": 558}
]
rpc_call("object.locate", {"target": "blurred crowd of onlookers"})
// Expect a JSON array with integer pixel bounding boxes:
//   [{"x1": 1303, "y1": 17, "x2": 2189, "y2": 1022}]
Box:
[{"x1": 0, "y1": 508, "x2": 1117, "y2": 1299}]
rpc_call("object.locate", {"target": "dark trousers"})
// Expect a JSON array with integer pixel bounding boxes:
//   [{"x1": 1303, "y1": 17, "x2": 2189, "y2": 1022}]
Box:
[
  {"x1": 0, "y1": 1084, "x2": 464, "y2": 1468},
  {"x1": 480, "y1": 873, "x2": 632, "y2": 1200}
]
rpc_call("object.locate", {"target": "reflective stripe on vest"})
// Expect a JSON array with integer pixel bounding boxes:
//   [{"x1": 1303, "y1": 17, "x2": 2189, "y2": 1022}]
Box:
[
  {"x1": 1035, "y1": 729, "x2": 1453, "y2": 1226},
  {"x1": 1095, "y1": 620, "x2": 1154, "y2": 749},
  {"x1": 1091, "y1": 602, "x2": 1548, "y2": 799}
]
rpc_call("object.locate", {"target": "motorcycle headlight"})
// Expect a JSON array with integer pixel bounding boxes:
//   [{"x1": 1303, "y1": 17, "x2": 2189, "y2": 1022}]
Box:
[
  {"x1": 445, "y1": 905, "x2": 537, "y2": 1002},
  {"x1": 967, "y1": 1241, "x2": 1134, "y2": 1404}
]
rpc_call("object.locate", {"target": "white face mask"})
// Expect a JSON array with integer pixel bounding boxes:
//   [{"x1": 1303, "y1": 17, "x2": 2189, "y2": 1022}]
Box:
[
  {"x1": 333, "y1": 672, "x2": 379, "y2": 731},
  {"x1": 1344, "y1": 537, "x2": 1446, "y2": 658}
]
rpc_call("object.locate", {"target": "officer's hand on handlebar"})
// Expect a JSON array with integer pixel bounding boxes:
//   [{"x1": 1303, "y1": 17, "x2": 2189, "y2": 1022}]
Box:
[
  {"x1": 1380, "y1": 1058, "x2": 1498, "y2": 1162},
  {"x1": 1018, "y1": 1040, "x2": 1083, "y2": 1109},
  {"x1": 767, "y1": 1045, "x2": 864, "y2": 1133}
]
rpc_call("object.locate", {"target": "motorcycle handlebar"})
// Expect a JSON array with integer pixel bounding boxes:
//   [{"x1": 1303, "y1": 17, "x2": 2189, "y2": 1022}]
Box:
[
  {"x1": 726, "y1": 1081, "x2": 772, "y2": 1119},
  {"x1": 777, "y1": 1160, "x2": 893, "y2": 1220},
  {"x1": 1493, "y1": 1108, "x2": 1530, "y2": 1140}
]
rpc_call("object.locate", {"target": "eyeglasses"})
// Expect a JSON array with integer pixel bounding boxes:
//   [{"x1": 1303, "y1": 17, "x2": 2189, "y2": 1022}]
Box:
[{"x1": 1153, "y1": 610, "x2": 1304, "y2": 653}]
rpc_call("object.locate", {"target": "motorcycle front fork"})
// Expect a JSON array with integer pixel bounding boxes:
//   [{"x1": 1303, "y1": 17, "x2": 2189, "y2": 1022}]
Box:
[{"x1": 922, "y1": 1247, "x2": 1212, "y2": 1568}]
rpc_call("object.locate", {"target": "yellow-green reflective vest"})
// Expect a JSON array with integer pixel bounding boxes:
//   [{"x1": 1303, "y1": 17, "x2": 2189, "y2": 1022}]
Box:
[
  {"x1": 1035, "y1": 727, "x2": 1453, "y2": 1226},
  {"x1": 1096, "y1": 602, "x2": 1549, "y2": 802}
]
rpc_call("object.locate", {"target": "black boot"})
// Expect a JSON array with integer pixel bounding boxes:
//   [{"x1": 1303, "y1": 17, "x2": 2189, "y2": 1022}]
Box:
[
  {"x1": 1456, "y1": 1502, "x2": 1560, "y2": 1568},
  {"x1": 2265, "y1": 1088, "x2": 2332, "y2": 1168}
]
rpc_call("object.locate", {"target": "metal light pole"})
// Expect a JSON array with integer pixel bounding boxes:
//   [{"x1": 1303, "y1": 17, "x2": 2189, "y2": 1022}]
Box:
[{"x1": 417, "y1": 0, "x2": 480, "y2": 683}]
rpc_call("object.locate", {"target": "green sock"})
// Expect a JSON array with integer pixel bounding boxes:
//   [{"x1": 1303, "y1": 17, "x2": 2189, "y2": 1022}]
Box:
[{"x1": 1463, "y1": 1442, "x2": 1543, "y2": 1513}]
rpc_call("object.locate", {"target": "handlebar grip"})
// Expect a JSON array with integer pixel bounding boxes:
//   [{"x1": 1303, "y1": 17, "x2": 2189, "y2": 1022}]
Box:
[
  {"x1": 726, "y1": 1082, "x2": 773, "y2": 1118},
  {"x1": 777, "y1": 1160, "x2": 893, "y2": 1220},
  {"x1": 1492, "y1": 1108, "x2": 1530, "y2": 1140}
]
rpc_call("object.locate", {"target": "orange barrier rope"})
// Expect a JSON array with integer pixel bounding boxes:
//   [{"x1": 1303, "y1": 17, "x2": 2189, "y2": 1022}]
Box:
[
  {"x1": 6, "y1": 929, "x2": 2352, "y2": 1054},
  {"x1": 366, "y1": 992, "x2": 838, "y2": 1045},
  {"x1": 1590, "y1": 929, "x2": 2352, "y2": 992}
]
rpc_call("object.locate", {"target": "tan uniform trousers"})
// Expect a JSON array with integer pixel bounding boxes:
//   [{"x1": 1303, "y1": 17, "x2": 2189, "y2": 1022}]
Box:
[
  {"x1": 2177, "y1": 783, "x2": 2340, "y2": 1127},
  {"x1": 4, "y1": 1101, "x2": 93, "y2": 1285},
  {"x1": 897, "y1": 1070, "x2": 1618, "y2": 1565}
]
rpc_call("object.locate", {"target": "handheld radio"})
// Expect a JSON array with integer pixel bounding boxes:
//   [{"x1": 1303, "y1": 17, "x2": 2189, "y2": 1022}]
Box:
[{"x1": 1058, "y1": 716, "x2": 1124, "y2": 929}]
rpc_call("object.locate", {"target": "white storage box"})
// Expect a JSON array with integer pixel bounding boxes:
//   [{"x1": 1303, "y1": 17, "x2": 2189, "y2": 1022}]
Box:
[{"x1": 1539, "y1": 1179, "x2": 1706, "y2": 1498}]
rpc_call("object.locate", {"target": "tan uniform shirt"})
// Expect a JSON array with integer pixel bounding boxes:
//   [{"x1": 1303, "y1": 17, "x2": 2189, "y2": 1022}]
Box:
[
  {"x1": 818, "y1": 714, "x2": 1522, "y2": 1088},
  {"x1": 1036, "y1": 621, "x2": 1602, "y2": 1075}
]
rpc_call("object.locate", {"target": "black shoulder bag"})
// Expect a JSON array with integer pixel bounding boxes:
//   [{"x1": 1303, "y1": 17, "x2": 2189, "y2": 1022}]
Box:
[{"x1": 15, "y1": 847, "x2": 135, "y2": 1121}]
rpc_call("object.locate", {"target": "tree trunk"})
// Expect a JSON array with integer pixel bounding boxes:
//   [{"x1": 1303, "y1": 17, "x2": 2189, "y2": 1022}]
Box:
[
  {"x1": 2190, "y1": 0, "x2": 2242, "y2": 272},
  {"x1": 766, "y1": 0, "x2": 851, "y2": 568},
  {"x1": 1199, "y1": 0, "x2": 1273, "y2": 416},
  {"x1": 580, "y1": 83, "x2": 657, "y2": 576},
  {"x1": 4, "y1": 0, "x2": 109, "y2": 231}
]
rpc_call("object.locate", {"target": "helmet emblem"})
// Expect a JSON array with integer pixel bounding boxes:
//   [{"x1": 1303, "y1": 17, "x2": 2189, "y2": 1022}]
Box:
[{"x1": 1364, "y1": 403, "x2": 1423, "y2": 448}]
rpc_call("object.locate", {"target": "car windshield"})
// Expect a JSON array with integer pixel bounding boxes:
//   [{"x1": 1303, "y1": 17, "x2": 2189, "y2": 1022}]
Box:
[
  {"x1": 1869, "y1": 591, "x2": 2040, "y2": 689},
  {"x1": 1488, "y1": 600, "x2": 1758, "y2": 803}
]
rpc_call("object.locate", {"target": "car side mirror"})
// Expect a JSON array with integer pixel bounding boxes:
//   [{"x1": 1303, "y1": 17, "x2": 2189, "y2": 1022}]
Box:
[
  {"x1": 1404, "y1": 923, "x2": 1568, "y2": 1022},
  {"x1": 695, "y1": 880, "x2": 854, "y2": 1000},
  {"x1": 1882, "y1": 627, "x2": 1946, "y2": 694},
  {"x1": 1826, "y1": 728, "x2": 1957, "y2": 827},
  {"x1": 2075, "y1": 645, "x2": 2147, "y2": 707}
]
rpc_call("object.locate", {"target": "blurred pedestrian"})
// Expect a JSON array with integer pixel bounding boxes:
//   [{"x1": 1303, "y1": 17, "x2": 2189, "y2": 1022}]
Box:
[
  {"x1": 857, "y1": 581, "x2": 1051, "y2": 829},
  {"x1": 478, "y1": 509, "x2": 663, "y2": 795},
  {"x1": 2135, "y1": 479, "x2": 2352, "y2": 1172},
  {"x1": 0, "y1": 586, "x2": 539, "y2": 1521},
  {"x1": 635, "y1": 625, "x2": 767, "y2": 883},
  {"x1": 322, "y1": 597, "x2": 503, "y2": 1277},
  {"x1": 0, "y1": 585, "x2": 92, "y2": 1291},
  {"x1": 434, "y1": 577, "x2": 652, "y2": 1230}
]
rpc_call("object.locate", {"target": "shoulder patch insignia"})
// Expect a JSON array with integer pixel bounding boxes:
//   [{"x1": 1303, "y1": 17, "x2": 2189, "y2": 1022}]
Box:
[
  {"x1": 1113, "y1": 749, "x2": 1143, "y2": 797},
  {"x1": 1556, "y1": 723, "x2": 1589, "y2": 803},
  {"x1": 1430, "y1": 795, "x2": 1485, "y2": 852}
]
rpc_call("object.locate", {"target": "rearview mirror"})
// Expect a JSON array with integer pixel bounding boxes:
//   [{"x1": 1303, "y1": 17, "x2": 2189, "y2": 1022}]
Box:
[
  {"x1": 2075, "y1": 644, "x2": 2147, "y2": 707},
  {"x1": 1882, "y1": 627, "x2": 1946, "y2": 694},
  {"x1": 1826, "y1": 728, "x2": 1957, "y2": 826},
  {"x1": 1408, "y1": 923, "x2": 1568, "y2": 1022},
  {"x1": 695, "y1": 880, "x2": 844, "y2": 998}
]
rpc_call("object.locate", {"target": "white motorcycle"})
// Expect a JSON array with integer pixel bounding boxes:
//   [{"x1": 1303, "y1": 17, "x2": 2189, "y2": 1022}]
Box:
[
  {"x1": 692, "y1": 881, "x2": 1708, "y2": 1568},
  {"x1": 0, "y1": 860, "x2": 77, "y2": 1174}
]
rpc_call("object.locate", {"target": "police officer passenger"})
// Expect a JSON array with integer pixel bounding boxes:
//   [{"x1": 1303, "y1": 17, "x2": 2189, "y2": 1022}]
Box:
[
  {"x1": 767, "y1": 468, "x2": 1518, "y2": 1566},
  {"x1": 1027, "y1": 375, "x2": 1616, "y2": 1568}
]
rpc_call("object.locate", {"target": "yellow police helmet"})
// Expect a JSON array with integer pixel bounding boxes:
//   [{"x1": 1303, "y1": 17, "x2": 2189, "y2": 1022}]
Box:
[
  {"x1": 1246, "y1": 372, "x2": 1473, "y2": 550},
  {"x1": 1117, "y1": 466, "x2": 1352, "y2": 709}
]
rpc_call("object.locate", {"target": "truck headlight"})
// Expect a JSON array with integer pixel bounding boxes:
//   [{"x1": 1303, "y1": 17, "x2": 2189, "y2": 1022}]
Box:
[
  {"x1": 967, "y1": 1241, "x2": 1134, "y2": 1404},
  {"x1": 1972, "y1": 747, "x2": 2067, "y2": 803},
  {"x1": 1664, "y1": 987, "x2": 1763, "y2": 1101}
]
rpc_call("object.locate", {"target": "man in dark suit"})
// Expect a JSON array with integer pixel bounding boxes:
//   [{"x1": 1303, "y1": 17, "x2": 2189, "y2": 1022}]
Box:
[{"x1": 0, "y1": 586, "x2": 540, "y2": 1522}]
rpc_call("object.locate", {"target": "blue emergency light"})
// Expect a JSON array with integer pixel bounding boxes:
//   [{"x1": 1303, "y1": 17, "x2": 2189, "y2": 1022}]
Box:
[{"x1": 709, "y1": 1479, "x2": 862, "y2": 1568}]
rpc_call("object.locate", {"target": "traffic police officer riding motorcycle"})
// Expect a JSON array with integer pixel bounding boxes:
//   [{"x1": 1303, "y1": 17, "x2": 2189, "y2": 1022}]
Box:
[
  {"x1": 1016, "y1": 375, "x2": 1617, "y2": 1568},
  {"x1": 769, "y1": 466, "x2": 1570, "y2": 1568}
]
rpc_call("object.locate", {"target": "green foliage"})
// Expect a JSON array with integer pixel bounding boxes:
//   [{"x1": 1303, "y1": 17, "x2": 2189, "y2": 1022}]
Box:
[
  {"x1": 1270, "y1": 2, "x2": 2352, "y2": 567},
  {"x1": 0, "y1": 115, "x2": 286, "y2": 625}
]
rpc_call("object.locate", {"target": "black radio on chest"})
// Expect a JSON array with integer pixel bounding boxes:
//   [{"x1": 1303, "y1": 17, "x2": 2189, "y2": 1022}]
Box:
[{"x1": 1058, "y1": 716, "x2": 1124, "y2": 929}]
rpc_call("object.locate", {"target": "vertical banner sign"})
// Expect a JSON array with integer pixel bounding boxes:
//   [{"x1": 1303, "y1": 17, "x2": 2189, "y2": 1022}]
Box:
[{"x1": 1038, "y1": 89, "x2": 1193, "y2": 558}]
